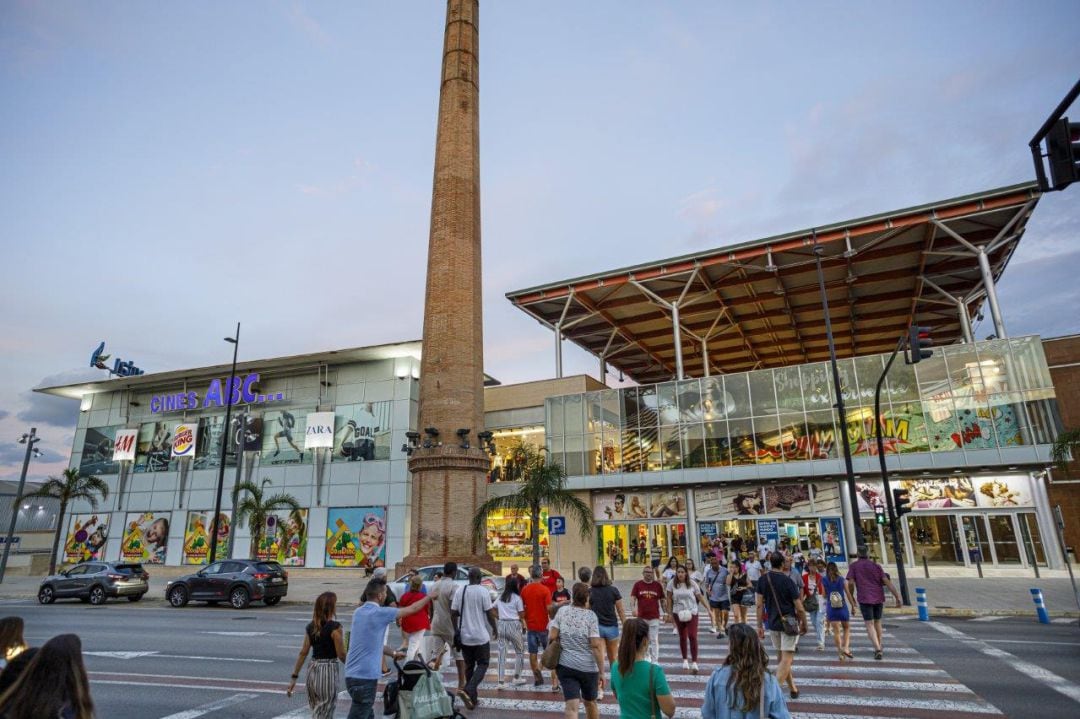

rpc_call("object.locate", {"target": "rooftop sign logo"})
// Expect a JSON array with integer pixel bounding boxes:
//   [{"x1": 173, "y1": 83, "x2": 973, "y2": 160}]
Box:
[
  {"x1": 149, "y1": 373, "x2": 284, "y2": 414},
  {"x1": 90, "y1": 341, "x2": 144, "y2": 377}
]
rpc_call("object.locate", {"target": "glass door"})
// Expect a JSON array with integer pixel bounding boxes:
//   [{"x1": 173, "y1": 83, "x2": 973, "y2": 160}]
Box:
[
  {"x1": 987, "y1": 515, "x2": 1021, "y2": 564},
  {"x1": 961, "y1": 515, "x2": 991, "y2": 565},
  {"x1": 1018, "y1": 513, "x2": 1046, "y2": 566},
  {"x1": 908, "y1": 515, "x2": 963, "y2": 564},
  {"x1": 669, "y1": 523, "x2": 688, "y2": 562},
  {"x1": 859, "y1": 519, "x2": 885, "y2": 563}
]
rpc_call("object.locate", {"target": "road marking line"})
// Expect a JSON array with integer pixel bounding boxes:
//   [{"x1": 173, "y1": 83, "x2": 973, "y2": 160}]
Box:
[
  {"x1": 84, "y1": 651, "x2": 157, "y2": 659},
  {"x1": 154, "y1": 653, "x2": 273, "y2": 663},
  {"x1": 198, "y1": 631, "x2": 269, "y2": 636},
  {"x1": 156, "y1": 693, "x2": 257, "y2": 719},
  {"x1": 268, "y1": 691, "x2": 349, "y2": 719},
  {"x1": 91, "y1": 671, "x2": 287, "y2": 686},
  {"x1": 929, "y1": 621, "x2": 1080, "y2": 705},
  {"x1": 1052, "y1": 617, "x2": 1076, "y2": 624},
  {"x1": 970, "y1": 615, "x2": 1007, "y2": 622},
  {"x1": 91, "y1": 679, "x2": 283, "y2": 695}
]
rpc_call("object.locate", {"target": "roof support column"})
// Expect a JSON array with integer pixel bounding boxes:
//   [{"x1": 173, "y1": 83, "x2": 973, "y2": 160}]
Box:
[
  {"x1": 977, "y1": 248, "x2": 1007, "y2": 339},
  {"x1": 554, "y1": 322, "x2": 563, "y2": 378},
  {"x1": 920, "y1": 276, "x2": 974, "y2": 344},
  {"x1": 672, "y1": 303, "x2": 684, "y2": 381},
  {"x1": 701, "y1": 338, "x2": 710, "y2": 378}
]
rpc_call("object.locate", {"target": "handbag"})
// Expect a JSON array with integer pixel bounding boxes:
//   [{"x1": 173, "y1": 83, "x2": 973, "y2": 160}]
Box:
[
  {"x1": 677, "y1": 609, "x2": 693, "y2": 623},
  {"x1": 410, "y1": 665, "x2": 453, "y2": 719},
  {"x1": 452, "y1": 586, "x2": 470, "y2": 651},
  {"x1": 764, "y1": 572, "x2": 801, "y2": 637},
  {"x1": 540, "y1": 632, "x2": 561, "y2": 670},
  {"x1": 382, "y1": 679, "x2": 400, "y2": 717}
]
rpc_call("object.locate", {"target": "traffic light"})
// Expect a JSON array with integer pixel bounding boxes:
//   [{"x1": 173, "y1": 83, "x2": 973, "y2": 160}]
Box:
[
  {"x1": 874, "y1": 504, "x2": 887, "y2": 526},
  {"x1": 1046, "y1": 117, "x2": 1080, "y2": 191},
  {"x1": 907, "y1": 326, "x2": 932, "y2": 364},
  {"x1": 893, "y1": 488, "x2": 912, "y2": 518}
]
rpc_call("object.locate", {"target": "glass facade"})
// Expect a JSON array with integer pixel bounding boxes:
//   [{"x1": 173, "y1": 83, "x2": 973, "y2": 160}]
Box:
[{"x1": 545, "y1": 336, "x2": 1059, "y2": 476}]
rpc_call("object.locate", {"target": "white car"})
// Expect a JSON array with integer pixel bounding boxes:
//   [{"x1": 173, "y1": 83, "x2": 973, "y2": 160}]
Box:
[{"x1": 388, "y1": 564, "x2": 503, "y2": 602}]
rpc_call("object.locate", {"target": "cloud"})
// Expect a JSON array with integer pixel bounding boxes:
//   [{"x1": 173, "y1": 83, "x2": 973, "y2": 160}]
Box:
[
  {"x1": 0, "y1": 443, "x2": 66, "y2": 466},
  {"x1": 0, "y1": 410, "x2": 8, "y2": 422},
  {"x1": 13, "y1": 368, "x2": 99, "y2": 430},
  {"x1": 997, "y1": 247, "x2": 1080, "y2": 339},
  {"x1": 287, "y1": 2, "x2": 331, "y2": 47}
]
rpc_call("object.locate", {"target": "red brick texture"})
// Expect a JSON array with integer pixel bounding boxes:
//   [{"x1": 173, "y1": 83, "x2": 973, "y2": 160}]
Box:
[{"x1": 1044, "y1": 335, "x2": 1080, "y2": 556}]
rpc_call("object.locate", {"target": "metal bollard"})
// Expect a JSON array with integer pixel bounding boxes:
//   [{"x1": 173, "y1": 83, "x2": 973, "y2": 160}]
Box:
[
  {"x1": 922, "y1": 554, "x2": 930, "y2": 578},
  {"x1": 1030, "y1": 588, "x2": 1050, "y2": 624},
  {"x1": 916, "y1": 587, "x2": 929, "y2": 621}
]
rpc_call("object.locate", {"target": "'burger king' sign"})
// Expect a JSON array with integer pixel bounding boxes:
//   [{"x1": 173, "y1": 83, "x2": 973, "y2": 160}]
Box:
[{"x1": 171, "y1": 423, "x2": 198, "y2": 458}]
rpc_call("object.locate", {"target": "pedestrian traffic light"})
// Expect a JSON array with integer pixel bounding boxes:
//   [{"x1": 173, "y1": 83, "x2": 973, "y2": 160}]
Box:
[
  {"x1": 893, "y1": 488, "x2": 912, "y2": 517},
  {"x1": 1046, "y1": 117, "x2": 1080, "y2": 191},
  {"x1": 874, "y1": 504, "x2": 887, "y2": 526},
  {"x1": 907, "y1": 326, "x2": 932, "y2": 365}
]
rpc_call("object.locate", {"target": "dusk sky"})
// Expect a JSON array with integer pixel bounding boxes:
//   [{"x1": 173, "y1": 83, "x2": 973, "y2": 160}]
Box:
[{"x1": 2, "y1": 1, "x2": 1078, "y2": 485}]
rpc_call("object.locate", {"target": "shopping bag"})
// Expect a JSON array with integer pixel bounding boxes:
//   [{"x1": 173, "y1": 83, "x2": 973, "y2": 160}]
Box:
[{"x1": 410, "y1": 667, "x2": 453, "y2": 719}]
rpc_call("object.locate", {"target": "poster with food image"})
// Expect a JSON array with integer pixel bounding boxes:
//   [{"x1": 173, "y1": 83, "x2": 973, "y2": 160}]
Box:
[
  {"x1": 648, "y1": 490, "x2": 686, "y2": 518},
  {"x1": 256, "y1": 508, "x2": 308, "y2": 566},
  {"x1": 592, "y1": 491, "x2": 650, "y2": 521},
  {"x1": 182, "y1": 510, "x2": 232, "y2": 564},
  {"x1": 64, "y1": 514, "x2": 110, "y2": 564},
  {"x1": 900, "y1": 477, "x2": 976, "y2": 509},
  {"x1": 762, "y1": 483, "x2": 812, "y2": 516},
  {"x1": 120, "y1": 511, "x2": 171, "y2": 564},
  {"x1": 324, "y1": 507, "x2": 387, "y2": 568},
  {"x1": 135, "y1": 420, "x2": 174, "y2": 472},
  {"x1": 79, "y1": 426, "x2": 121, "y2": 475},
  {"x1": 974, "y1": 475, "x2": 1033, "y2": 508}
]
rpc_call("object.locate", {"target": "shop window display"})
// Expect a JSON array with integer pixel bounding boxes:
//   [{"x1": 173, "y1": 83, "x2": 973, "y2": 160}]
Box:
[
  {"x1": 487, "y1": 508, "x2": 549, "y2": 563},
  {"x1": 703, "y1": 420, "x2": 731, "y2": 466},
  {"x1": 487, "y1": 426, "x2": 545, "y2": 482}
]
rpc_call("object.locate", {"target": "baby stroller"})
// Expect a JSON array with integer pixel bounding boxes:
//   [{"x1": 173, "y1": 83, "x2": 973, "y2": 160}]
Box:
[{"x1": 383, "y1": 657, "x2": 465, "y2": 719}]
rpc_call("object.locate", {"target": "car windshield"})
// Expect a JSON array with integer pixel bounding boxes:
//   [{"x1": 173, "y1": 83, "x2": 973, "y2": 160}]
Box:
[
  {"x1": 255, "y1": 562, "x2": 283, "y2": 573},
  {"x1": 115, "y1": 563, "x2": 144, "y2": 574}
]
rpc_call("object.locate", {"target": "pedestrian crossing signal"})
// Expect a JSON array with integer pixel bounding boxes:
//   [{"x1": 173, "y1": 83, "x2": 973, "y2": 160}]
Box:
[
  {"x1": 874, "y1": 505, "x2": 887, "y2": 526},
  {"x1": 906, "y1": 326, "x2": 933, "y2": 365}
]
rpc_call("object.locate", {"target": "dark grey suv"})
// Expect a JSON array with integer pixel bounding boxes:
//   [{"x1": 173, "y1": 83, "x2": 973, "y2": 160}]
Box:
[
  {"x1": 38, "y1": 562, "x2": 149, "y2": 605},
  {"x1": 165, "y1": 559, "x2": 288, "y2": 609}
]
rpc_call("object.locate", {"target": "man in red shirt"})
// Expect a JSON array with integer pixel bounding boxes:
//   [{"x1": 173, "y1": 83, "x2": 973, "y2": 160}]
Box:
[
  {"x1": 520, "y1": 565, "x2": 554, "y2": 688},
  {"x1": 630, "y1": 565, "x2": 664, "y2": 664},
  {"x1": 539, "y1": 556, "x2": 562, "y2": 594}
]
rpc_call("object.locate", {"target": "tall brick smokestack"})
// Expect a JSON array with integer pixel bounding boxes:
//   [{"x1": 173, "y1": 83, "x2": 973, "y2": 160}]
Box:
[{"x1": 399, "y1": 0, "x2": 493, "y2": 570}]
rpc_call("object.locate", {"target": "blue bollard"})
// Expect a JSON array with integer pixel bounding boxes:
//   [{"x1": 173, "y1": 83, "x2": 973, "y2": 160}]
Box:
[
  {"x1": 916, "y1": 587, "x2": 929, "y2": 621},
  {"x1": 1030, "y1": 588, "x2": 1050, "y2": 624}
]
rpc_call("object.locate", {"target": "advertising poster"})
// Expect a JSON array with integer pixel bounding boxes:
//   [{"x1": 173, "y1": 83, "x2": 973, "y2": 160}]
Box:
[
  {"x1": 762, "y1": 484, "x2": 812, "y2": 516},
  {"x1": 79, "y1": 425, "x2": 121, "y2": 475},
  {"x1": 228, "y1": 414, "x2": 263, "y2": 456},
  {"x1": 846, "y1": 403, "x2": 930, "y2": 457},
  {"x1": 304, "y1": 412, "x2": 336, "y2": 449},
  {"x1": 325, "y1": 507, "x2": 387, "y2": 568},
  {"x1": 819, "y1": 517, "x2": 846, "y2": 562},
  {"x1": 592, "y1": 491, "x2": 650, "y2": 521},
  {"x1": 256, "y1": 508, "x2": 308, "y2": 566},
  {"x1": 854, "y1": 481, "x2": 887, "y2": 513},
  {"x1": 694, "y1": 488, "x2": 722, "y2": 517},
  {"x1": 649, "y1": 490, "x2": 686, "y2": 519},
  {"x1": 810, "y1": 483, "x2": 843, "y2": 514},
  {"x1": 730, "y1": 487, "x2": 765, "y2": 515},
  {"x1": 135, "y1": 421, "x2": 174, "y2": 472},
  {"x1": 901, "y1": 477, "x2": 976, "y2": 509},
  {"x1": 262, "y1": 409, "x2": 310, "y2": 465},
  {"x1": 698, "y1": 521, "x2": 718, "y2": 556},
  {"x1": 755, "y1": 519, "x2": 779, "y2": 552},
  {"x1": 194, "y1": 415, "x2": 228, "y2": 469},
  {"x1": 112, "y1": 429, "x2": 138, "y2": 462},
  {"x1": 120, "y1": 511, "x2": 171, "y2": 564},
  {"x1": 974, "y1": 475, "x2": 1034, "y2": 508},
  {"x1": 182, "y1": 510, "x2": 232, "y2": 564},
  {"x1": 333, "y1": 402, "x2": 393, "y2": 462},
  {"x1": 64, "y1": 514, "x2": 109, "y2": 564},
  {"x1": 171, "y1": 421, "x2": 198, "y2": 460}
]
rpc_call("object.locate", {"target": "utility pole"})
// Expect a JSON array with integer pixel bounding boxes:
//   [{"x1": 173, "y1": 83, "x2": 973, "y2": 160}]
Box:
[
  {"x1": 0, "y1": 428, "x2": 42, "y2": 583},
  {"x1": 209, "y1": 324, "x2": 240, "y2": 564}
]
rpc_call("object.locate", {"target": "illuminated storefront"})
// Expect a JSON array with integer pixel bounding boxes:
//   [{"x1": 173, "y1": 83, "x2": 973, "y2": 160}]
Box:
[
  {"x1": 486, "y1": 508, "x2": 550, "y2": 563},
  {"x1": 487, "y1": 426, "x2": 545, "y2": 483},
  {"x1": 592, "y1": 491, "x2": 689, "y2": 566}
]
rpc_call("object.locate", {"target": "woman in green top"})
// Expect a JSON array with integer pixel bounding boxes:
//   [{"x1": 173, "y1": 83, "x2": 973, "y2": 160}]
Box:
[{"x1": 611, "y1": 618, "x2": 676, "y2": 718}]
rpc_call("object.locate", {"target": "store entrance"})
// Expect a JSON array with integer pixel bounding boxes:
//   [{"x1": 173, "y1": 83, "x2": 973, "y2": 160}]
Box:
[
  {"x1": 598, "y1": 522, "x2": 687, "y2": 569},
  {"x1": 908, "y1": 515, "x2": 963, "y2": 564},
  {"x1": 777, "y1": 520, "x2": 820, "y2": 554}
]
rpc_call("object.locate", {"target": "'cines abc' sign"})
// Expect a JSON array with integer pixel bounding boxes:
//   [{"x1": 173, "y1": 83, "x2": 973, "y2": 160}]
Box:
[{"x1": 150, "y1": 373, "x2": 284, "y2": 414}]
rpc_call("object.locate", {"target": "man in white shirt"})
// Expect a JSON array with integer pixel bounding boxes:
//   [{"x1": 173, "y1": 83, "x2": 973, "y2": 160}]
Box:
[
  {"x1": 451, "y1": 567, "x2": 498, "y2": 710},
  {"x1": 746, "y1": 556, "x2": 763, "y2": 583},
  {"x1": 757, "y1": 537, "x2": 771, "y2": 561}
]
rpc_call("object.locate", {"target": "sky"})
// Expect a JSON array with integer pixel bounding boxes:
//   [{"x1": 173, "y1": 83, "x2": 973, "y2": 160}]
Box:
[{"x1": 1, "y1": 1, "x2": 1078, "y2": 485}]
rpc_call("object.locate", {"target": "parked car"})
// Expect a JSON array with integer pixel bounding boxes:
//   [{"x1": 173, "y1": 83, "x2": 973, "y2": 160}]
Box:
[
  {"x1": 388, "y1": 564, "x2": 503, "y2": 602},
  {"x1": 38, "y1": 562, "x2": 149, "y2": 605},
  {"x1": 165, "y1": 559, "x2": 288, "y2": 609}
]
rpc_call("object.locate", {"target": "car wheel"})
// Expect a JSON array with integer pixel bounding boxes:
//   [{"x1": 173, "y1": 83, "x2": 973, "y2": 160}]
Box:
[
  {"x1": 229, "y1": 586, "x2": 250, "y2": 609},
  {"x1": 128, "y1": 594, "x2": 144, "y2": 602},
  {"x1": 264, "y1": 596, "x2": 281, "y2": 606},
  {"x1": 168, "y1": 586, "x2": 190, "y2": 608},
  {"x1": 88, "y1": 585, "x2": 107, "y2": 606},
  {"x1": 37, "y1": 585, "x2": 55, "y2": 604}
]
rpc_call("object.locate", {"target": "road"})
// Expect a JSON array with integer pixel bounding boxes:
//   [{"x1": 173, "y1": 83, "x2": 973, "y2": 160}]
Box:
[{"x1": 1, "y1": 596, "x2": 1077, "y2": 718}]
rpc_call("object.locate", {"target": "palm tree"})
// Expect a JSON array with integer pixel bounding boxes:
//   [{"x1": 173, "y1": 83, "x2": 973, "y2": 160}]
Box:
[
  {"x1": 1051, "y1": 427, "x2": 1080, "y2": 478},
  {"x1": 471, "y1": 441, "x2": 592, "y2": 569},
  {"x1": 18, "y1": 468, "x2": 109, "y2": 575},
  {"x1": 231, "y1": 478, "x2": 301, "y2": 559}
]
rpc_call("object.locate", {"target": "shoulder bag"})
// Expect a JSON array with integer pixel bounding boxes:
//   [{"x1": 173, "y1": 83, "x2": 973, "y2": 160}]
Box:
[
  {"x1": 764, "y1": 572, "x2": 801, "y2": 637},
  {"x1": 540, "y1": 606, "x2": 562, "y2": 670},
  {"x1": 452, "y1": 585, "x2": 470, "y2": 651},
  {"x1": 802, "y1": 576, "x2": 819, "y2": 613}
]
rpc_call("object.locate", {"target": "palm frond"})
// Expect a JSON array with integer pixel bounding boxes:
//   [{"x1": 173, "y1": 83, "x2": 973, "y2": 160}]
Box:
[{"x1": 1051, "y1": 428, "x2": 1080, "y2": 477}]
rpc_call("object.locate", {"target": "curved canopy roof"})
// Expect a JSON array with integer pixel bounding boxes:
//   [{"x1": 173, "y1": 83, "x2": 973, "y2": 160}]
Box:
[{"x1": 507, "y1": 183, "x2": 1041, "y2": 385}]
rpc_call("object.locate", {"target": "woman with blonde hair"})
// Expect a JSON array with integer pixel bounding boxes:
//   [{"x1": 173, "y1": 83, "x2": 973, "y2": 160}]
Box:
[
  {"x1": 0, "y1": 633, "x2": 95, "y2": 719},
  {"x1": 287, "y1": 591, "x2": 346, "y2": 718},
  {"x1": 702, "y1": 623, "x2": 790, "y2": 718},
  {"x1": 0, "y1": 617, "x2": 26, "y2": 669}
]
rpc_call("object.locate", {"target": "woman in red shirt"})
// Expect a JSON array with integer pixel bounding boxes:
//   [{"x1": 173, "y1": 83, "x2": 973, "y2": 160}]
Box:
[{"x1": 398, "y1": 574, "x2": 431, "y2": 661}]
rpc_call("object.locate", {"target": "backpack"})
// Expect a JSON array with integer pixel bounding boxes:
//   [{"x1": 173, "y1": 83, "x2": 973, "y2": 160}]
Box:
[{"x1": 829, "y1": 590, "x2": 844, "y2": 609}]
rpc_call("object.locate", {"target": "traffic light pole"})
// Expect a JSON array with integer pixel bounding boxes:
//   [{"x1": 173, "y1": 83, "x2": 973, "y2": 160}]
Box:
[{"x1": 875, "y1": 336, "x2": 911, "y2": 606}]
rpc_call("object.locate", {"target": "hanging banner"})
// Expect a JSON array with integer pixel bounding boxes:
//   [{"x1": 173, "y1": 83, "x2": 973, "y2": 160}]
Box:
[
  {"x1": 762, "y1": 484, "x2": 812, "y2": 516},
  {"x1": 974, "y1": 475, "x2": 1034, "y2": 508},
  {"x1": 592, "y1": 491, "x2": 650, "y2": 521},
  {"x1": 64, "y1": 514, "x2": 110, "y2": 564},
  {"x1": 172, "y1": 422, "x2": 198, "y2": 459},
  {"x1": 819, "y1": 517, "x2": 846, "y2": 562},
  {"x1": 182, "y1": 510, "x2": 232, "y2": 564},
  {"x1": 120, "y1": 511, "x2": 171, "y2": 564},
  {"x1": 112, "y1": 429, "x2": 138, "y2": 462},
  {"x1": 135, "y1": 421, "x2": 173, "y2": 472},
  {"x1": 900, "y1": 477, "x2": 976, "y2": 509},
  {"x1": 255, "y1": 508, "x2": 308, "y2": 566},
  {"x1": 325, "y1": 507, "x2": 387, "y2": 568},
  {"x1": 79, "y1": 426, "x2": 121, "y2": 475},
  {"x1": 304, "y1": 412, "x2": 336, "y2": 449},
  {"x1": 755, "y1": 519, "x2": 779, "y2": 552}
]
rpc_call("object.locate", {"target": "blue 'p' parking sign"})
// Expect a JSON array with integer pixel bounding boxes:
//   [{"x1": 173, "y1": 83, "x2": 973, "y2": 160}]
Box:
[{"x1": 548, "y1": 516, "x2": 566, "y2": 535}]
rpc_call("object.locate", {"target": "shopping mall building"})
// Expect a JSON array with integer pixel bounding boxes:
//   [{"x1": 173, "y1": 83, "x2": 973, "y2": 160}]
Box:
[{"x1": 37, "y1": 183, "x2": 1072, "y2": 573}]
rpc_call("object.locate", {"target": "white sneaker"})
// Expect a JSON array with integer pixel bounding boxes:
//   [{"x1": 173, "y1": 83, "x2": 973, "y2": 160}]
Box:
[
  {"x1": 682, "y1": 659, "x2": 690, "y2": 670},
  {"x1": 691, "y1": 662, "x2": 700, "y2": 674},
  {"x1": 597, "y1": 687, "x2": 604, "y2": 701},
  {"x1": 496, "y1": 682, "x2": 507, "y2": 690},
  {"x1": 512, "y1": 675, "x2": 527, "y2": 685}
]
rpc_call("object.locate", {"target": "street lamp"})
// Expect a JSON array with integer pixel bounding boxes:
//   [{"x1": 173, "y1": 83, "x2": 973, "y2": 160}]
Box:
[
  {"x1": 0, "y1": 428, "x2": 42, "y2": 583},
  {"x1": 209, "y1": 323, "x2": 240, "y2": 564}
]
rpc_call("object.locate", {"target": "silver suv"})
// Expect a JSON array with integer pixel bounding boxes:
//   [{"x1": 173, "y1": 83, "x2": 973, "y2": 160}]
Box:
[{"x1": 38, "y1": 562, "x2": 150, "y2": 605}]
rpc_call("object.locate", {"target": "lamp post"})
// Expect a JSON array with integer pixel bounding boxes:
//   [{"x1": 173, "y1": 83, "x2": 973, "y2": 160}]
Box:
[
  {"x1": 0, "y1": 428, "x2": 42, "y2": 583},
  {"x1": 209, "y1": 323, "x2": 240, "y2": 564},
  {"x1": 812, "y1": 234, "x2": 865, "y2": 551}
]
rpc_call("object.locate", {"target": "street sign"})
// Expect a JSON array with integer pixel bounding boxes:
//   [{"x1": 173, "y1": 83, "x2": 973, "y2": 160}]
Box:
[{"x1": 548, "y1": 516, "x2": 566, "y2": 536}]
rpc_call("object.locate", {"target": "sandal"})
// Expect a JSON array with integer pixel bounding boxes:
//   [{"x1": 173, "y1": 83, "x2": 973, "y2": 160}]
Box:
[{"x1": 843, "y1": 650, "x2": 854, "y2": 659}]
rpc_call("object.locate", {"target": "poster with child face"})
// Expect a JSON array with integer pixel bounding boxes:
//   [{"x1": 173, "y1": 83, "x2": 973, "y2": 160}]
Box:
[
  {"x1": 120, "y1": 511, "x2": 171, "y2": 564},
  {"x1": 65, "y1": 513, "x2": 110, "y2": 564},
  {"x1": 324, "y1": 507, "x2": 387, "y2": 568},
  {"x1": 256, "y1": 508, "x2": 308, "y2": 566},
  {"x1": 182, "y1": 510, "x2": 232, "y2": 564}
]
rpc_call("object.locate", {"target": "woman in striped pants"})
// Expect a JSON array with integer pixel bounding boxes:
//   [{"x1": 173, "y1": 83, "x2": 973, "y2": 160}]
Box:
[
  {"x1": 494, "y1": 581, "x2": 528, "y2": 688},
  {"x1": 288, "y1": 591, "x2": 346, "y2": 719}
]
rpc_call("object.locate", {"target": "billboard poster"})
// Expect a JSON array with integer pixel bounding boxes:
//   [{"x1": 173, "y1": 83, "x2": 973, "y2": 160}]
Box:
[
  {"x1": 900, "y1": 477, "x2": 976, "y2": 509},
  {"x1": 325, "y1": 507, "x2": 387, "y2": 568},
  {"x1": 135, "y1": 421, "x2": 174, "y2": 472},
  {"x1": 755, "y1": 519, "x2": 779, "y2": 552},
  {"x1": 333, "y1": 402, "x2": 393, "y2": 461},
  {"x1": 304, "y1": 412, "x2": 336, "y2": 449},
  {"x1": 112, "y1": 429, "x2": 138, "y2": 462},
  {"x1": 819, "y1": 517, "x2": 846, "y2": 562},
  {"x1": 762, "y1": 483, "x2": 812, "y2": 516},
  {"x1": 810, "y1": 483, "x2": 843, "y2": 515},
  {"x1": 182, "y1": 510, "x2": 232, "y2": 564},
  {"x1": 171, "y1": 421, "x2": 198, "y2": 460},
  {"x1": 228, "y1": 414, "x2": 263, "y2": 455},
  {"x1": 119, "y1": 511, "x2": 171, "y2": 564},
  {"x1": 262, "y1": 409, "x2": 310, "y2": 465},
  {"x1": 694, "y1": 488, "x2": 722, "y2": 518},
  {"x1": 855, "y1": 481, "x2": 887, "y2": 513},
  {"x1": 64, "y1": 514, "x2": 109, "y2": 564},
  {"x1": 194, "y1": 415, "x2": 229, "y2": 469},
  {"x1": 649, "y1": 490, "x2": 687, "y2": 518},
  {"x1": 974, "y1": 475, "x2": 1034, "y2": 508},
  {"x1": 79, "y1": 425, "x2": 121, "y2": 475},
  {"x1": 729, "y1": 487, "x2": 765, "y2": 515},
  {"x1": 256, "y1": 508, "x2": 308, "y2": 566},
  {"x1": 592, "y1": 491, "x2": 650, "y2": 521}
]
